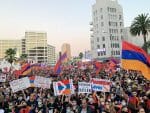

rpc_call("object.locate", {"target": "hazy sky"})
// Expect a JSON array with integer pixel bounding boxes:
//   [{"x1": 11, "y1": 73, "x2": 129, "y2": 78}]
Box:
[{"x1": 0, "y1": 0, "x2": 150, "y2": 56}]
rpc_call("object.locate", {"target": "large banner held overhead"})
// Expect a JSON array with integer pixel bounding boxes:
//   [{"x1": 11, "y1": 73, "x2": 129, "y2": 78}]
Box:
[
  {"x1": 53, "y1": 79, "x2": 74, "y2": 96},
  {"x1": 9, "y1": 77, "x2": 30, "y2": 93},
  {"x1": 78, "y1": 82, "x2": 92, "y2": 94},
  {"x1": 34, "y1": 76, "x2": 51, "y2": 89},
  {"x1": 91, "y1": 78, "x2": 111, "y2": 92}
]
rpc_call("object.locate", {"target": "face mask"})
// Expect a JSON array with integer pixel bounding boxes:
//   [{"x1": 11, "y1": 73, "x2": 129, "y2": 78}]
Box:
[
  {"x1": 89, "y1": 98, "x2": 93, "y2": 103},
  {"x1": 116, "y1": 86, "x2": 120, "y2": 88},
  {"x1": 122, "y1": 102, "x2": 126, "y2": 106},
  {"x1": 101, "y1": 102, "x2": 105, "y2": 105},
  {"x1": 18, "y1": 97, "x2": 23, "y2": 101},
  {"x1": 66, "y1": 107, "x2": 71, "y2": 112}
]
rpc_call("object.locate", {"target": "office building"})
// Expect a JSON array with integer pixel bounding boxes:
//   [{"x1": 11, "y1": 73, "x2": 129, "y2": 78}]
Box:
[
  {"x1": 25, "y1": 31, "x2": 47, "y2": 63},
  {"x1": 90, "y1": 0, "x2": 124, "y2": 60},
  {"x1": 47, "y1": 44, "x2": 56, "y2": 66},
  {"x1": 0, "y1": 40, "x2": 22, "y2": 59}
]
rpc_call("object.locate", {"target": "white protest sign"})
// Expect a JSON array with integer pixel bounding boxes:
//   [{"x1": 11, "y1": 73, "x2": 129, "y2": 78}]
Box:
[
  {"x1": 9, "y1": 77, "x2": 30, "y2": 93},
  {"x1": 91, "y1": 78, "x2": 111, "y2": 92},
  {"x1": 34, "y1": 76, "x2": 51, "y2": 89},
  {"x1": 78, "y1": 82, "x2": 92, "y2": 94},
  {"x1": 0, "y1": 74, "x2": 6, "y2": 82}
]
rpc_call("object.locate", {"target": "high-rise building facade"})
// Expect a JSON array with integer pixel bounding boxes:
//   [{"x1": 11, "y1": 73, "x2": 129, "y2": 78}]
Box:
[
  {"x1": 90, "y1": 0, "x2": 124, "y2": 60},
  {"x1": 0, "y1": 31, "x2": 56, "y2": 64},
  {"x1": 47, "y1": 44, "x2": 56, "y2": 66},
  {"x1": 0, "y1": 40, "x2": 22, "y2": 59},
  {"x1": 61, "y1": 43, "x2": 71, "y2": 61},
  {"x1": 25, "y1": 31, "x2": 47, "y2": 63}
]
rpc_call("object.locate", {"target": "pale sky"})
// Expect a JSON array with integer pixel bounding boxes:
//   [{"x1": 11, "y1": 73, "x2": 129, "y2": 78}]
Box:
[{"x1": 0, "y1": 0, "x2": 150, "y2": 56}]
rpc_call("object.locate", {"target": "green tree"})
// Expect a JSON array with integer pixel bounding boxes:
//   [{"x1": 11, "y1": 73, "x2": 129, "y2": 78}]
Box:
[
  {"x1": 79, "y1": 52, "x2": 83, "y2": 59},
  {"x1": 5, "y1": 48, "x2": 17, "y2": 65},
  {"x1": 142, "y1": 40, "x2": 150, "y2": 52},
  {"x1": 130, "y1": 13, "x2": 150, "y2": 53},
  {"x1": 20, "y1": 54, "x2": 27, "y2": 60}
]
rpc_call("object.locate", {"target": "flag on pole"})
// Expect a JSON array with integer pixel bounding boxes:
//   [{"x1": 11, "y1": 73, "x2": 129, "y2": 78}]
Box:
[
  {"x1": 54, "y1": 52, "x2": 67, "y2": 74},
  {"x1": 121, "y1": 41, "x2": 150, "y2": 80}
]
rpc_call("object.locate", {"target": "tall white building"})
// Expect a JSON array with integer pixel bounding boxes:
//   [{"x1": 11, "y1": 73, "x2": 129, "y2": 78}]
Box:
[
  {"x1": 47, "y1": 45, "x2": 56, "y2": 66},
  {"x1": 25, "y1": 31, "x2": 48, "y2": 63},
  {"x1": 90, "y1": 0, "x2": 124, "y2": 60}
]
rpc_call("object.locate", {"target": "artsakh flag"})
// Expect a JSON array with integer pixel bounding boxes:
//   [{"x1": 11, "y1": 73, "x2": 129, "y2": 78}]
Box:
[{"x1": 53, "y1": 79, "x2": 74, "y2": 96}]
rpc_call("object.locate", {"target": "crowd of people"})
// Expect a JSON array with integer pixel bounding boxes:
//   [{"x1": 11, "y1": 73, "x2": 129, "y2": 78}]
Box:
[{"x1": 0, "y1": 61, "x2": 150, "y2": 113}]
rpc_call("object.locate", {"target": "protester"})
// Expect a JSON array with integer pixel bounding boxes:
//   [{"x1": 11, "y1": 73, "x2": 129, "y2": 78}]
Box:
[{"x1": 0, "y1": 60, "x2": 149, "y2": 113}]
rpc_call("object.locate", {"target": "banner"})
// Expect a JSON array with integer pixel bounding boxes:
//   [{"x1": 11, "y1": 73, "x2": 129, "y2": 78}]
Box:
[
  {"x1": 53, "y1": 79, "x2": 74, "y2": 96},
  {"x1": 9, "y1": 77, "x2": 30, "y2": 93},
  {"x1": 34, "y1": 76, "x2": 51, "y2": 89},
  {"x1": 91, "y1": 78, "x2": 111, "y2": 92},
  {"x1": 78, "y1": 82, "x2": 92, "y2": 94},
  {"x1": 0, "y1": 74, "x2": 6, "y2": 82}
]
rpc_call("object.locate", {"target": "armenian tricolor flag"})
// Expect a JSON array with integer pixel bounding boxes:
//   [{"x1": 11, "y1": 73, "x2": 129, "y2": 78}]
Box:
[
  {"x1": 54, "y1": 52, "x2": 67, "y2": 74},
  {"x1": 121, "y1": 41, "x2": 150, "y2": 80}
]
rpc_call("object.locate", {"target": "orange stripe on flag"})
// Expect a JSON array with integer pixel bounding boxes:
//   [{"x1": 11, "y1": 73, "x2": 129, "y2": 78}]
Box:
[{"x1": 121, "y1": 59, "x2": 150, "y2": 80}]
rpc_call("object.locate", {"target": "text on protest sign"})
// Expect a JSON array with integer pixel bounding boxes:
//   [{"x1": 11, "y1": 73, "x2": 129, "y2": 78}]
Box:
[
  {"x1": 34, "y1": 76, "x2": 51, "y2": 89},
  {"x1": 78, "y1": 82, "x2": 92, "y2": 94},
  {"x1": 91, "y1": 78, "x2": 111, "y2": 92},
  {"x1": 9, "y1": 77, "x2": 30, "y2": 93}
]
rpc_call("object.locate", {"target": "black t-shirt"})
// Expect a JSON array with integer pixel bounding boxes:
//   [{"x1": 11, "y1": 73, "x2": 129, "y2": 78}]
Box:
[
  {"x1": 47, "y1": 103, "x2": 58, "y2": 113},
  {"x1": 27, "y1": 100, "x2": 38, "y2": 113}
]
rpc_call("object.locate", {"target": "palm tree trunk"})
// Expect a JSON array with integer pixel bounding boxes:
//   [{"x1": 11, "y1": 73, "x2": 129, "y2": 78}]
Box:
[{"x1": 143, "y1": 34, "x2": 148, "y2": 53}]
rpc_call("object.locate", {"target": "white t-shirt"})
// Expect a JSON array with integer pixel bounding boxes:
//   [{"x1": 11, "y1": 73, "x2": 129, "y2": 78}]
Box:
[{"x1": 0, "y1": 109, "x2": 4, "y2": 113}]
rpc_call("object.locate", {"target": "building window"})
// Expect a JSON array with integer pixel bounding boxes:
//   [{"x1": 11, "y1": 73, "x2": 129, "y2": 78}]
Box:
[
  {"x1": 97, "y1": 45, "x2": 100, "y2": 49},
  {"x1": 97, "y1": 37, "x2": 99, "y2": 42},
  {"x1": 120, "y1": 22, "x2": 122, "y2": 26},
  {"x1": 104, "y1": 51, "x2": 106, "y2": 55},
  {"x1": 100, "y1": 8, "x2": 103, "y2": 12},
  {"x1": 119, "y1": 15, "x2": 122, "y2": 20},
  {"x1": 111, "y1": 51, "x2": 113, "y2": 55},
  {"x1": 118, "y1": 51, "x2": 120, "y2": 55},
  {"x1": 111, "y1": 43, "x2": 112, "y2": 48},
  {"x1": 98, "y1": 52, "x2": 100, "y2": 56},
  {"x1": 101, "y1": 51, "x2": 103, "y2": 56},
  {"x1": 101, "y1": 15, "x2": 103, "y2": 19},
  {"x1": 103, "y1": 44, "x2": 105, "y2": 48},
  {"x1": 113, "y1": 51, "x2": 115, "y2": 55},
  {"x1": 102, "y1": 36, "x2": 105, "y2": 41},
  {"x1": 118, "y1": 44, "x2": 120, "y2": 48},
  {"x1": 101, "y1": 22, "x2": 104, "y2": 27},
  {"x1": 120, "y1": 29, "x2": 123, "y2": 33},
  {"x1": 116, "y1": 51, "x2": 118, "y2": 55}
]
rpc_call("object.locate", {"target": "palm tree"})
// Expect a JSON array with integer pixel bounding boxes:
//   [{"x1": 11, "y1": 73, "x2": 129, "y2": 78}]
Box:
[
  {"x1": 5, "y1": 48, "x2": 17, "y2": 65},
  {"x1": 130, "y1": 13, "x2": 150, "y2": 53},
  {"x1": 20, "y1": 54, "x2": 27, "y2": 60},
  {"x1": 79, "y1": 52, "x2": 83, "y2": 59}
]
